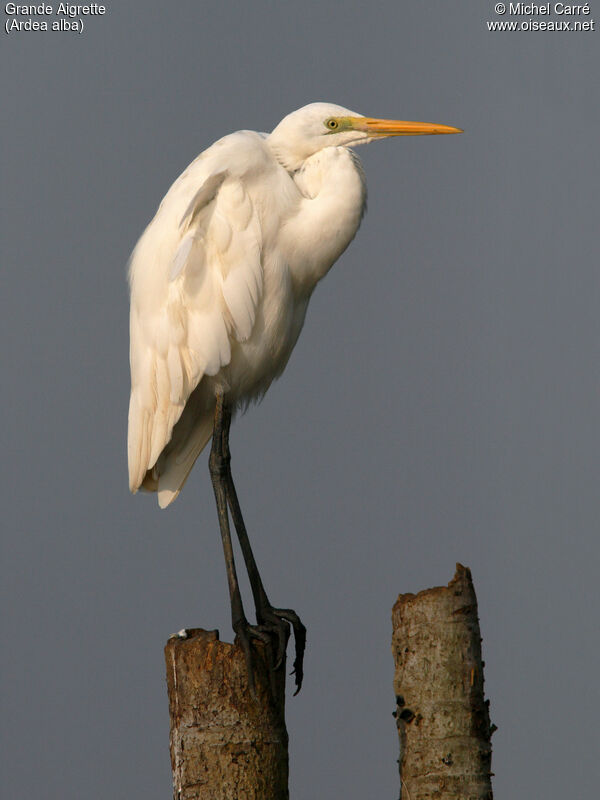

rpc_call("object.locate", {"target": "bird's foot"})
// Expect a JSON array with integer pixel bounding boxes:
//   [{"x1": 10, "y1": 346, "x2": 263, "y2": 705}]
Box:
[
  {"x1": 232, "y1": 616, "x2": 272, "y2": 701},
  {"x1": 257, "y1": 605, "x2": 306, "y2": 695}
]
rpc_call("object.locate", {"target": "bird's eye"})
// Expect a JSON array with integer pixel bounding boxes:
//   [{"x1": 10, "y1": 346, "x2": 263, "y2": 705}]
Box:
[{"x1": 325, "y1": 118, "x2": 339, "y2": 130}]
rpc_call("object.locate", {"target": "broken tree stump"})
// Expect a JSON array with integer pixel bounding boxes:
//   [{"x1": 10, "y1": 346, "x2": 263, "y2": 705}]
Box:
[
  {"x1": 392, "y1": 564, "x2": 494, "y2": 799},
  {"x1": 165, "y1": 628, "x2": 288, "y2": 800}
]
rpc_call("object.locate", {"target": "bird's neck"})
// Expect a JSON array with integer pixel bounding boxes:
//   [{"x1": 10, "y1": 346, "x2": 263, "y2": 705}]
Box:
[
  {"x1": 280, "y1": 147, "x2": 367, "y2": 293},
  {"x1": 267, "y1": 129, "x2": 313, "y2": 172}
]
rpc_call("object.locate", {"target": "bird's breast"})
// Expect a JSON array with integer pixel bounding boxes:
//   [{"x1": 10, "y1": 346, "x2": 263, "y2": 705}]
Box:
[
  {"x1": 222, "y1": 148, "x2": 366, "y2": 403},
  {"x1": 281, "y1": 147, "x2": 367, "y2": 292}
]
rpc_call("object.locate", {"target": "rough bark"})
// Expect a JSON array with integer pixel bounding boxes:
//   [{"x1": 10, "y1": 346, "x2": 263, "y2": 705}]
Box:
[
  {"x1": 392, "y1": 564, "x2": 494, "y2": 800},
  {"x1": 165, "y1": 628, "x2": 288, "y2": 800}
]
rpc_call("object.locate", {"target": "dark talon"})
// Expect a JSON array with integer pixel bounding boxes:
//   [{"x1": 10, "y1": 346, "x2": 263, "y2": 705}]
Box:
[
  {"x1": 254, "y1": 603, "x2": 306, "y2": 692},
  {"x1": 268, "y1": 607, "x2": 306, "y2": 694},
  {"x1": 257, "y1": 607, "x2": 291, "y2": 670},
  {"x1": 290, "y1": 618, "x2": 307, "y2": 695}
]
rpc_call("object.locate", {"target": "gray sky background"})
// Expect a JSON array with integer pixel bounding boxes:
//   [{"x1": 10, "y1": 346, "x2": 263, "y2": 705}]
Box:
[{"x1": 2, "y1": 1, "x2": 598, "y2": 797}]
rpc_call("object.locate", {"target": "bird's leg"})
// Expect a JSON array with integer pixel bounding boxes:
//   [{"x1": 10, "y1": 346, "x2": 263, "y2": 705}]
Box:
[
  {"x1": 209, "y1": 393, "x2": 269, "y2": 699},
  {"x1": 219, "y1": 407, "x2": 306, "y2": 694}
]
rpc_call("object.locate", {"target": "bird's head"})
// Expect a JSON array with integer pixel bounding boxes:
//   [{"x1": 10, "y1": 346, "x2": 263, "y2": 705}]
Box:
[{"x1": 268, "y1": 102, "x2": 462, "y2": 171}]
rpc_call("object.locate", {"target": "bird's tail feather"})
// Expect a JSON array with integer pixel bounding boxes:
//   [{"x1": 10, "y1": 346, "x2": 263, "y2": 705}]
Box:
[{"x1": 141, "y1": 410, "x2": 214, "y2": 508}]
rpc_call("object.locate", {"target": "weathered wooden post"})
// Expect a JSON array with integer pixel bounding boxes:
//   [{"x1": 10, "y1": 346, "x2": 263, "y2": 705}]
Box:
[
  {"x1": 165, "y1": 628, "x2": 288, "y2": 800},
  {"x1": 392, "y1": 564, "x2": 494, "y2": 799}
]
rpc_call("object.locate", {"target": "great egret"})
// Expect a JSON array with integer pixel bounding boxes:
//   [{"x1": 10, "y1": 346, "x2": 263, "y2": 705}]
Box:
[{"x1": 128, "y1": 102, "x2": 461, "y2": 693}]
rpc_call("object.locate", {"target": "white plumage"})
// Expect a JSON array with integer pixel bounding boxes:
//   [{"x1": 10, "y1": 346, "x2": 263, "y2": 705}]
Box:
[{"x1": 127, "y1": 102, "x2": 461, "y2": 507}]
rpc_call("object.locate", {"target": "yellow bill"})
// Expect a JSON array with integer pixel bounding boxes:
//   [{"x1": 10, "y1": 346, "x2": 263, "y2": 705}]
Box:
[{"x1": 352, "y1": 117, "x2": 463, "y2": 137}]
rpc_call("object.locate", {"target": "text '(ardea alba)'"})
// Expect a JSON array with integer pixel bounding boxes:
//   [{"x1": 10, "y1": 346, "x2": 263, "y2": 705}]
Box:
[{"x1": 128, "y1": 103, "x2": 462, "y2": 694}]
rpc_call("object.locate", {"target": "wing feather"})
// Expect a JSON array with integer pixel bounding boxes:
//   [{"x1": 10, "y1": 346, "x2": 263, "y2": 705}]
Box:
[{"x1": 127, "y1": 133, "x2": 268, "y2": 496}]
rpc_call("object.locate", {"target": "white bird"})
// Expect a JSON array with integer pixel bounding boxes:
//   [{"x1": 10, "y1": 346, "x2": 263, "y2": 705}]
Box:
[{"x1": 127, "y1": 102, "x2": 461, "y2": 693}]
